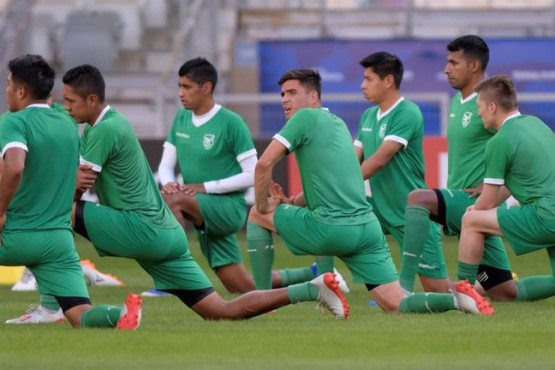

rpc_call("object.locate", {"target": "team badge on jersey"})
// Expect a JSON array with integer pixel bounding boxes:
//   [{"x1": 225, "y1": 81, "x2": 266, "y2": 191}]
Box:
[
  {"x1": 203, "y1": 134, "x2": 215, "y2": 150},
  {"x1": 462, "y1": 112, "x2": 472, "y2": 128},
  {"x1": 379, "y1": 123, "x2": 387, "y2": 139}
]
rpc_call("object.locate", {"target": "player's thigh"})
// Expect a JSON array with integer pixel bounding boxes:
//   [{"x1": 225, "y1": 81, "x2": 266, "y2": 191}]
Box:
[
  {"x1": 1, "y1": 230, "x2": 89, "y2": 298},
  {"x1": 196, "y1": 230, "x2": 243, "y2": 269},
  {"x1": 79, "y1": 201, "x2": 188, "y2": 261},
  {"x1": 498, "y1": 204, "x2": 555, "y2": 256},
  {"x1": 196, "y1": 193, "x2": 246, "y2": 236}
]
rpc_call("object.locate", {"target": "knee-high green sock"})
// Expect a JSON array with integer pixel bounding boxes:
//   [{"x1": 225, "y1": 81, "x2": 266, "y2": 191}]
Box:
[
  {"x1": 41, "y1": 294, "x2": 61, "y2": 311},
  {"x1": 279, "y1": 267, "x2": 315, "y2": 287},
  {"x1": 399, "y1": 205, "x2": 431, "y2": 292},
  {"x1": 246, "y1": 222, "x2": 274, "y2": 290},
  {"x1": 80, "y1": 305, "x2": 122, "y2": 328},
  {"x1": 516, "y1": 275, "x2": 555, "y2": 301},
  {"x1": 457, "y1": 261, "x2": 479, "y2": 284},
  {"x1": 287, "y1": 282, "x2": 319, "y2": 303},
  {"x1": 399, "y1": 293, "x2": 456, "y2": 313},
  {"x1": 315, "y1": 256, "x2": 334, "y2": 274}
]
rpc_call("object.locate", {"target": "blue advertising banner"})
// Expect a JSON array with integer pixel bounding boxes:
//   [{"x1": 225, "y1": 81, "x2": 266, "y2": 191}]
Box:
[{"x1": 257, "y1": 39, "x2": 555, "y2": 136}]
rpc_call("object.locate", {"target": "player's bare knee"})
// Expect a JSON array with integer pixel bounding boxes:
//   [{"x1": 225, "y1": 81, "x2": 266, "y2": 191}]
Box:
[{"x1": 407, "y1": 189, "x2": 436, "y2": 211}]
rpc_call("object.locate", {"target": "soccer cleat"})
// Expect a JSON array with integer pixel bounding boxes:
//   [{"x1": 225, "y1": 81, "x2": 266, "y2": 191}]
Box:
[
  {"x1": 80, "y1": 260, "x2": 124, "y2": 287},
  {"x1": 5, "y1": 305, "x2": 65, "y2": 324},
  {"x1": 454, "y1": 280, "x2": 495, "y2": 316},
  {"x1": 141, "y1": 288, "x2": 171, "y2": 297},
  {"x1": 116, "y1": 293, "x2": 142, "y2": 331},
  {"x1": 310, "y1": 263, "x2": 350, "y2": 294},
  {"x1": 311, "y1": 272, "x2": 350, "y2": 319},
  {"x1": 11, "y1": 268, "x2": 37, "y2": 292}
]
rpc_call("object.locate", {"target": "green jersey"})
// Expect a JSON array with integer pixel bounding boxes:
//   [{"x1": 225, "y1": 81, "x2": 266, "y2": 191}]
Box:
[
  {"x1": 275, "y1": 108, "x2": 373, "y2": 225},
  {"x1": 485, "y1": 113, "x2": 555, "y2": 216},
  {"x1": 0, "y1": 105, "x2": 78, "y2": 231},
  {"x1": 355, "y1": 98, "x2": 426, "y2": 227},
  {"x1": 447, "y1": 92, "x2": 495, "y2": 189},
  {"x1": 80, "y1": 106, "x2": 176, "y2": 227},
  {"x1": 167, "y1": 106, "x2": 256, "y2": 186}
]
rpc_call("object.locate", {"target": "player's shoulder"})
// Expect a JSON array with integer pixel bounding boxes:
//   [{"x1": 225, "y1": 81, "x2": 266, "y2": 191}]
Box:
[{"x1": 216, "y1": 106, "x2": 249, "y2": 125}]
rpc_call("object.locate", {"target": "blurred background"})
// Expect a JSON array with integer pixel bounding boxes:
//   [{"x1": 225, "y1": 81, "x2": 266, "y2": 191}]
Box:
[{"x1": 1, "y1": 0, "x2": 554, "y2": 189}]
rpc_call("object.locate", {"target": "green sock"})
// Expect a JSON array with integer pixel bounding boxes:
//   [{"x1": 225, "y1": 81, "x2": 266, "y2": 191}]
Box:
[
  {"x1": 41, "y1": 294, "x2": 61, "y2": 311},
  {"x1": 399, "y1": 293, "x2": 456, "y2": 313},
  {"x1": 516, "y1": 275, "x2": 555, "y2": 301},
  {"x1": 287, "y1": 282, "x2": 319, "y2": 303},
  {"x1": 399, "y1": 205, "x2": 431, "y2": 292},
  {"x1": 246, "y1": 222, "x2": 274, "y2": 290},
  {"x1": 457, "y1": 261, "x2": 479, "y2": 284},
  {"x1": 80, "y1": 305, "x2": 122, "y2": 328},
  {"x1": 315, "y1": 256, "x2": 334, "y2": 274},
  {"x1": 279, "y1": 267, "x2": 314, "y2": 287}
]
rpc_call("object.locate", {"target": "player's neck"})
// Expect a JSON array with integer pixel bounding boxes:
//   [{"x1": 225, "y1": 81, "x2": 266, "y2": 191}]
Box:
[
  {"x1": 378, "y1": 91, "x2": 401, "y2": 113},
  {"x1": 193, "y1": 99, "x2": 215, "y2": 116},
  {"x1": 89, "y1": 103, "x2": 109, "y2": 126},
  {"x1": 460, "y1": 75, "x2": 484, "y2": 99}
]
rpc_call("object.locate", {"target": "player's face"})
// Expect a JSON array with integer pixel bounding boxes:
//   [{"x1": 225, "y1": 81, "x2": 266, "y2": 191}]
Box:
[
  {"x1": 361, "y1": 68, "x2": 388, "y2": 104},
  {"x1": 62, "y1": 84, "x2": 90, "y2": 124},
  {"x1": 444, "y1": 50, "x2": 472, "y2": 91},
  {"x1": 476, "y1": 93, "x2": 494, "y2": 129},
  {"x1": 280, "y1": 79, "x2": 314, "y2": 120},
  {"x1": 178, "y1": 75, "x2": 207, "y2": 111}
]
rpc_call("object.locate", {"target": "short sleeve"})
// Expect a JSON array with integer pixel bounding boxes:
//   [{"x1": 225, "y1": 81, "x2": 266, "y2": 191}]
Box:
[
  {"x1": 166, "y1": 109, "x2": 184, "y2": 146},
  {"x1": 273, "y1": 109, "x2": 313, "y2": 153},
  {"x1": 80, "y1": 123, "x2": 118, "y2": 171},
  {"x1": 0, "y1": 114, "x2": 28, "y2": 155},
  {"x1": 484, "y1": 134, "x2": 511, "y2": 185},
  {"x1": 227, "y1": 115, "x2": 256, "y2": 160},
  {"x1": 383, "y1": 108, "x2": 422, "y2": 148}
]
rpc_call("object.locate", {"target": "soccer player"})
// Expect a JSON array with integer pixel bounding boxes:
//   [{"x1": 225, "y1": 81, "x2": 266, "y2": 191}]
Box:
[
  {"x1": 247, "y1": 68, "x2": 493, "y2": 315},
  {"x1": 400, "y1": 35, "x2": 555, "y2": 302},
  {"x1": 354, "y1": 51, "x2": 448, "y2": 294},
  {"x1": 0, "y1": 54, "x2": 140, "y2": 330},
  {"x1": 154, "y1": 57, "x2": 317, "y2": 295},
  {"x1": 457, "y1": 75, "x2": 555, "y2": 298},
  {"x1": 59, "y1": 63, "x2": 346, "y2": 320}
]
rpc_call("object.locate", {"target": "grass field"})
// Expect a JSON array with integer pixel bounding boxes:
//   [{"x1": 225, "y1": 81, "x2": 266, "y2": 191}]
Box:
[{"x1": 1, "y1": 233, "x2": 555, "y2": 370}]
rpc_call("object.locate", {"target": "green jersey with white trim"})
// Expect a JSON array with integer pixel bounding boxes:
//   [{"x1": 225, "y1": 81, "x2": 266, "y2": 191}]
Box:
[
  {"x1": 275, "y1": 108, "x2": 373, "y2": 225},
  {"x1": 80, "y1": 107, "x2": 177, "y2": 227},
  {"x1": 485, "y1": 114, "x2": 555, "y2": 216},
  {"x1": 356, "y1": 98, "x2": 426, "y2": 227},
  {"x1": 447, "y1": 92, "x2": 494, "y2": 189},
  {"x1": 167, "y1": 107, "x2": 256, "y2": 187},
  {"x1": 0, "y1": 106, "x2": 78, "y2": 231}
]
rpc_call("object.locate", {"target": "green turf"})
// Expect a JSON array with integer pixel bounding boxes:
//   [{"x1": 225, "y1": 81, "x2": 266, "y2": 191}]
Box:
[{"x1": 1, "y1": 233, "x2": 554, "y2": 370}]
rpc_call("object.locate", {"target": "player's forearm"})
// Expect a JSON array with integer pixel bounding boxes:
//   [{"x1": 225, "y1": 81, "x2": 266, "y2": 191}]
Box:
[
  {"x1": 361, "y1": 157, "x2": 386, "y2": 180},
  {"x1": 474, "y1": 184, "x2": 501, "y2": 210},
  {"x1": 204, "y1": 171, "x2": 254, "y2": 194},
  {"x1": 254, "y1": 161, "x2": 273, "y2": 212}
]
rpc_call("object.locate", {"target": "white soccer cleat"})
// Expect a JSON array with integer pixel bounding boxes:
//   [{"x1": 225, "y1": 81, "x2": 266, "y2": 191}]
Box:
[
  {"x1": 116, "y1": 293, "x2": 142, "y2": 331},
  {"x1": 80, "y1": 260, "x2": 124, "y2": 287},
  {"x1": 454, "y1": 280, "x2": 495, "y2": 316},
  {"x1": 311, "y1": 272, "x2": 350, "y2": 320},
  {"x1": 333, "y1": 268, "x2": 350, "y2": 293},
  {"x1": 5, "y1": 305, "x2": 65, "y2": 324},
  {"x1": 11, "y1": 268, "x2": 37, "y2": 292}
]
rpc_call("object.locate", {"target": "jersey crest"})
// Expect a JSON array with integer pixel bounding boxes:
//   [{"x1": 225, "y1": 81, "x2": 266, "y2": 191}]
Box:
[
  {"x1": 462, "y1": 111, "x2": 472, "y2": 128},
  {"x1": 203, "y1": 134, "x2": 215, "y2": 150},
  {"x1": 379, "y1": 123, "x2": 387, "y2": 139}
]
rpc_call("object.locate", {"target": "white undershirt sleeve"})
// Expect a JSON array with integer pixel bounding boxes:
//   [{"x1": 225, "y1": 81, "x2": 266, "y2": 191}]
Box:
[
  {"x1": 157, "y1": 142, "x2": 177, "y2": 185},
  {"x1": 204, "y1": 153, "x2": 257, "y2": 194}
]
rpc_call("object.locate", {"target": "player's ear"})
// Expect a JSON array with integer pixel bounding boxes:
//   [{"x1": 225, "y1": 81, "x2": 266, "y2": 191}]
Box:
[
  {"x1": 202, "y1": 81, "x2": 213, "y2": 96},
  {"x1": 86, "y1": 93, "x2": 100, "y2": 107}
]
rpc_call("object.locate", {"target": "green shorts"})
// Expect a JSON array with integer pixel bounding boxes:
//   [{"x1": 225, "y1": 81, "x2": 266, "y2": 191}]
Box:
[
  {"x1": 0, "y1": 230, "x2": 89, "y2": 298},
  {"x1": 436, "y1": 188, "x2": 511, "y2": 271},
  {"x1": 368, "y1": 197, "x2": 447, "y2": 279},
  {"x1": 498, "y1": 204, "x2": 555, "y2": 256},
  {"x1": 274, "y1": 205, "x2": 398, "y2": 285},
  {"x1": 81, "y1": 201, "x2": 212, "y2": 291},
  {"x1": 195, "y1": 192, "x2": 247, "y2": 269}
]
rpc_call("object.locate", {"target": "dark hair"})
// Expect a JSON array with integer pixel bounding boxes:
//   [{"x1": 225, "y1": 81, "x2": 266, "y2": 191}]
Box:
[
  {"x1": 278, "y1": 69, "x2": 322, "y2": 100},
  {"x1": 62, "y1": 64, "x2": 105, "y2": 102},
  {"x1": 8, "y1": 54, "x2": 55, "y2": 100},
  {"x1": 178, "y1": 57, "x2": 218, "y2": 93},
  {"x1": 474, "y1": 75, "x2": 517, "y2": 111},
  {"x1": 359, "y1": 51, "x2": 404, "y2": 89},
  {"x1": 447, "y1": 35, "x2": 489, "y2": 71}
]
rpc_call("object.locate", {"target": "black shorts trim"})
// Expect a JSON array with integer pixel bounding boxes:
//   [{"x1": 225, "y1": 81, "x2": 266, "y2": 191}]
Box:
[
  {"x1": 55, "y1": 296, "x2": 91, "y2": 312},
  {"x1": 430, "y1": 189, "x2": 447, "y2": 229},
  {"x1": 365, "y1": 283, "x2": 380, "y2": 291},
  {"x1": 477, "y1": 264, "x2": 514, "y2": 290},
  {"x1": 162, "y1": 287, "x2": 215, "y2": 307},
  {"x1": 74, "y1": 200, "x2": 90, "y2": 241}
]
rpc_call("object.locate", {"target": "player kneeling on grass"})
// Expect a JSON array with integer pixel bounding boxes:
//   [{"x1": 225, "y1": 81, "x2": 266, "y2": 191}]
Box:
[
  {"x1": 247, "y1": 68, "x2": 494, "y2": 316},
  {"x1": 0, "y1": 54, "x2": 141, "y2": 330}
]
